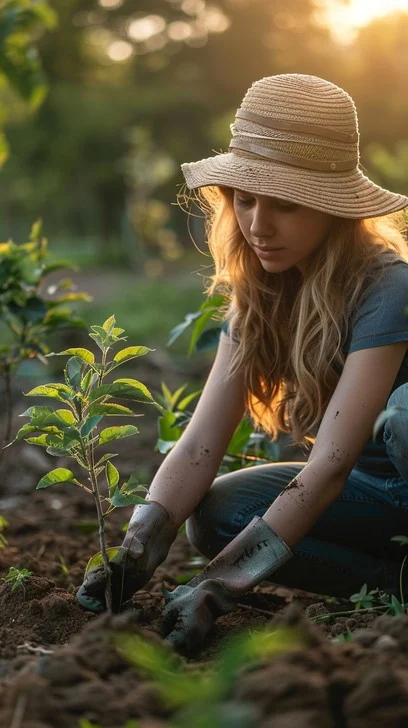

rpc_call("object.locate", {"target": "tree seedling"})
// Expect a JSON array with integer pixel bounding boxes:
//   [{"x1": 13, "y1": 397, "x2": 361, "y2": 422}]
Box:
[
  {"x1": 8, "y1": 315, "x2": 161, "y2": 611},
  {"x1": 2, "y1": 566, "x2": 33, "y2": 597}
]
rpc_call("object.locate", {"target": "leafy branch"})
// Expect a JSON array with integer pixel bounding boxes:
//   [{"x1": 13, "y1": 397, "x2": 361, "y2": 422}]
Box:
[{"x1": 8, "y1": 315, "x2": 162, "y2": 612}]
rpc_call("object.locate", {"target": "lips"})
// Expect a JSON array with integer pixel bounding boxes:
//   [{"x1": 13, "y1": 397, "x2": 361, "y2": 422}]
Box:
[{"x1": 254, "y1": 246, "x2": 284, "y2": 251}]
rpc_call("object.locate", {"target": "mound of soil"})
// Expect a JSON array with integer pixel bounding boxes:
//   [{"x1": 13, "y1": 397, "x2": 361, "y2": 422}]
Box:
[
  {"x1": 0, "y1": 576, "x2": 92, "y2": 659},
  {"x1": 2, "y1": 466, "x2": 408, "y2": 726},
  {"x1": 2, "y1": 601, "x2": 408, "y2": 727}
]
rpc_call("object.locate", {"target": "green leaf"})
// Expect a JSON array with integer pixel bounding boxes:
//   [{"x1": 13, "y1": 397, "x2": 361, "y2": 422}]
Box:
[
  {"x1": 18, "y1": 405, "x2": 53, "y2": 420},
  {"x1": 36, "y1": 468, "x2": 80, "y2": 489},
  {"x1": 84, "y1": 547, "x2": 121, "y2": 574},
  {"x1": 188, "y1": 310, "x2": 219, "y2": 356},
  {"x1": 391, "y1": 535, "x2": 408, "y2": 546},
  {"x1": 88, "y1": 403, "x2": 137, "y2": 417},
  {"x1": 80, "y1": 369, "x2": 94, "y2": 392},
  {"x1": 195, "y1": 327, "x2": 222, "y2": 353},
  {"x1": 50, "y1": 347, "x2": 95, "y2": 365},
  {"x1": 168, "y1": 384, "x2": 188, "y2": 410},
  {"x1": 227, "y1": 419, "x2": 254, "y2": 455},
  {"x1": 65, "y1": 356, "x2": 86, "y2": 391},
  {"x1": 89, "y1": 379, "x2": 155, "y2": 404},
  {"x1": 111, "y1": 346, "x2": 152, "y2": 367},
  {"x1": 80, "y1": 415, "x2": 103, "y2": 438},
  {"x1": 391, "y1": 594, "x2": 405, "y2": 615},
  {"x1": 94, "y1": 452, "x2": 118, "y2": 467},
  {"x1": 167, "y1": 312, "x2": 202, "y2": 347},
  {"x1": 156, "y1": 439, "x2": 177, "y2": 454},
  {"x1": 54, "y1": 409, "x2": 76, "y2": 425},
  {"x1": 99, "y1": 425, "x2": 139, "y2": 446},
  {"x1": 14, "y1": 424, "x2": 37, "y2": 440},
  {"x1": 177, "y1": 389, "x2": 202, "y2": 411},
  {"x1": 103, "y1": 315, "x2": 116, "y2": 333},
  {"x1": 106, "y1": 460, "x2": 119, "y2": 492},
  {"x1": 158, "y1": 410, "x2": 181, "y2": 443},
  {"x1": 26, "y1": 434, "x2": 48, "y2": 446},
  {"x1": 24, "y1": 383, "x2": 74, "y2": 403},
  {"x1": 109, "y1": 489, "x2": 149, "y2": 507}
]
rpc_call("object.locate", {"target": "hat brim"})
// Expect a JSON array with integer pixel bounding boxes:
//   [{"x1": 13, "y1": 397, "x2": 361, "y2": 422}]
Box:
[{"x1": 181, "y1": 153, "x2": 408, "y2": 219}]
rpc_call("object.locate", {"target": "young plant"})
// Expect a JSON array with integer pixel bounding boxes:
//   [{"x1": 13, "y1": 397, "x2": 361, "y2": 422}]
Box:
[
  {"x1": 0, "y1": 515, "x2": 8, "y2": 549},
  {"x1": 349, "y1": 583, "x2": 378, "y2": 611},
  {"x1": 9, "y1": 315, "x2": 161, "y2": 611},
  {"x1": 0, "y1": 219, "x2": 90, "y2": 459},
  {"x1": 115, "y1": 624, "x2": 303, "y2": 726},
  {"x1": 2, "y1": 566, "x2": 33, "y2": 596},
  {"x1": 156, "y1": 382, "x2": 280, "y2": 473}
]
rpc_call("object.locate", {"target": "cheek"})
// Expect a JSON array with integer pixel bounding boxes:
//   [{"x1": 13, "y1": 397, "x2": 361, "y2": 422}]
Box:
[{"x1": 301, "y1": 215, "x2": 332, "y2": 248}]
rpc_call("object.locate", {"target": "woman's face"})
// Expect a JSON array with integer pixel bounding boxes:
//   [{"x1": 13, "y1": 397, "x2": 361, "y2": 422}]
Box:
[{"x1": 232, "y1": 189, "x2": 333, "y2": 273}]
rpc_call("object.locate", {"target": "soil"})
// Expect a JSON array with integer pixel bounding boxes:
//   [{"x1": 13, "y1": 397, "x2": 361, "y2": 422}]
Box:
[{"x1": 1, "y1": 373, "x2": 408, "y2": 726}]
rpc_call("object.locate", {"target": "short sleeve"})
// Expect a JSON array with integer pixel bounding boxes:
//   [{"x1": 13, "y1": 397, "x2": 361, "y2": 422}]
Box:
[
  {"x1": 220, "y1": 319, "x2": 240, "y2": 343},
  {"x1": 349, "y1": 261, "x2": 408, "y2": 353}
]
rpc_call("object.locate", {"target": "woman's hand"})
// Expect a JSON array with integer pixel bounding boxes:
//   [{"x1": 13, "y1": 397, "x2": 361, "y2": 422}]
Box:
[
  {"x1": 76, "y1": 502, "x2": 178, "y2": 613},
  {"x1": 161, "y1": 516, "x2": 292, "y2": 654}
]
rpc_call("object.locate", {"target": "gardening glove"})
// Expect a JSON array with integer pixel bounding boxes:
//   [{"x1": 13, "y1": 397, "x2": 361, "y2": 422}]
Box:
[
  {"x1": 77, "y1": 501, "x2": 178, "y2": 613},
  {"x1": 161, "y1": 516, "x2": 292, "y2": 654}
]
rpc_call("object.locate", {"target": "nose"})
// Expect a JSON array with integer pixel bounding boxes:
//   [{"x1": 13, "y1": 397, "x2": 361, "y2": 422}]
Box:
[{"x1": 249, "y1": 200, "x2": 277, "y2": 239}]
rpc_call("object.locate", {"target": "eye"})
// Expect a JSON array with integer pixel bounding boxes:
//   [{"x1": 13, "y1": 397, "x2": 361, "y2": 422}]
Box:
[{"x1": 234, "y1": 196, "x2": 253, "y2": 208}]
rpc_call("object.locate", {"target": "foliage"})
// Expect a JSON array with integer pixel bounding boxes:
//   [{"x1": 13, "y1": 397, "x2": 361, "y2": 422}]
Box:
[
  {"x1": 9, "y1": 314, "x2": 161, "y2": 610},
  {"x1": 2, "y1": 565, "x2": 32, "y2": 592},
  {"x1": 0, "y1": 515, "x2": 8, "y2": 548},
  {"x1": 155, "y1": 379, "x2": 280, "y2": 474},
  {"x1": 163, "y1": 298, "x2": 281, "y2": 471},
  {"x1": 116, "y1": 625, "x2": 303, "y2": 726},
  {"x1": 0, "y1": 218, "x2": 90, "y2": 456},
  {"x1": 167, "y1": 294, "x2": 226, "y2": 355},
  {"x1": 0, "y1": 0, "x2": 57, "y2": 164},
  {"x1": 349, "y1": 583, "x2": 378, "y2": 611}
]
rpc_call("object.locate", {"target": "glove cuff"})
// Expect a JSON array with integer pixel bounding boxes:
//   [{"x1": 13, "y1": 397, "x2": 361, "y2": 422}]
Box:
[
  {"x1": 122, "y1": 501, "x2": 178, "y2": 556},
  {"x1": 188, "y1": 516, "x2": 292, "y2": 596}
]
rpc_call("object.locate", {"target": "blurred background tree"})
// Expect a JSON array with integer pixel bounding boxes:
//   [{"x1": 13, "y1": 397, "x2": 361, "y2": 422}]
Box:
[{"x1": 0, "y1": 0, "x2": 407, "y2": 338}]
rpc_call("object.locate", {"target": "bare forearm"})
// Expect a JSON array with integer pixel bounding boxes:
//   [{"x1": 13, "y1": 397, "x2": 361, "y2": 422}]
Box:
[
  {"x1": 147, "y1": 441, "x2": 223, "y2": 527},
  {"x1": 262, "y1": 462, "x2": 346, "y2": 548}
]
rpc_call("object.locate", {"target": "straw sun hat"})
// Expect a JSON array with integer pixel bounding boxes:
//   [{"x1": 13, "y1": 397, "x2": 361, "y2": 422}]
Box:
[{"x1": 181, "y1": 74, "x2": 408, "y2": 218}]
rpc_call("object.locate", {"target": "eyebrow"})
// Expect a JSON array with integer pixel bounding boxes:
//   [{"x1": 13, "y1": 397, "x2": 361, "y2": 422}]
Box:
[{"x1": 234, "y1": 190, "x2": 290, "y2": 204}]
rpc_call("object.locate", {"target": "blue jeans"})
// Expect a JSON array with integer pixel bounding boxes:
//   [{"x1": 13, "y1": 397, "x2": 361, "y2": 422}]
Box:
[{"x1": 186, "y1": 383, "x2": 408, "y2": 598}]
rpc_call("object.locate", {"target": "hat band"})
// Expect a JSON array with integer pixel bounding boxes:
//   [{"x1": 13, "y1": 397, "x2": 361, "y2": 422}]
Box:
[
  {"x1": 236, "y1": 108, "x2": 358, "y2": 143},
  {"x1": 229, "y1": 139, "x2": 358, "y2": 172}
]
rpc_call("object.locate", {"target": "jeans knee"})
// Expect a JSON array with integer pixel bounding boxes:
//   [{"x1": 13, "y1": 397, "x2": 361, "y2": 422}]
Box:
[
  {"x1": 185, "y1": 486, "x2": 233, "y2": 559},
  {"x1": 384, "y1": 383, "x2": 408, "y2": 454}
]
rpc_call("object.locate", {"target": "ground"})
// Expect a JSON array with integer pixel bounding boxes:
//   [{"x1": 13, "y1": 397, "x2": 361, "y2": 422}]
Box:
[{"x1": 1, "y1": 359, "x2": 408, "y2": 726}]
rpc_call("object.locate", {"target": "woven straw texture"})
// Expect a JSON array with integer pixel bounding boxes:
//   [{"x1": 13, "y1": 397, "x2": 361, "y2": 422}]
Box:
[{"x1": 181, "y1": 74, "x2": 408, "y2": 219}]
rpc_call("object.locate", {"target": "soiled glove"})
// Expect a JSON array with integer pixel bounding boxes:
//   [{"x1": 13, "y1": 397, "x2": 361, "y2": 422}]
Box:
[
  {"x1": 77, "y1": 501, "x2": 178, "y2": 613},
  {"x1": 162, "y1": 516, "x2": 292, "y2": 654}
]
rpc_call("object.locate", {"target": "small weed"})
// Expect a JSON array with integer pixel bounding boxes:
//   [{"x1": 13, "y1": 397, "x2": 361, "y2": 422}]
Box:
[
  {"x1": 2, "y1": 566, "x2": 33, "y2": 597},
  {"x1": 0, "y1": 515, "x2": 8, "y2": 549},
  {"x1": 349, "y1": 583, "x2": 378, "y2": 611}
]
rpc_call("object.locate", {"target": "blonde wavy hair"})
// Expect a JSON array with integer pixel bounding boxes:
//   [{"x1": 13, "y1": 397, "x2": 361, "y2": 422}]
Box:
[{"x1": 182, "y1": 185, "x2": 408, "y2": 448}]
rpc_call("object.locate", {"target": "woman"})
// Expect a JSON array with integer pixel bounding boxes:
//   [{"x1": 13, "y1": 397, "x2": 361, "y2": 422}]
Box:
[{"x1": 78, "y1": 74, "x2": 408, "y2": 654}]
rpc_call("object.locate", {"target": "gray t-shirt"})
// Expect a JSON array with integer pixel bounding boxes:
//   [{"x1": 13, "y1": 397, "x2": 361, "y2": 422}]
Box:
[
  {"x1": 221, "y1": 258, "x2": 408, "y2": 476},
  {"x1": 346, "y1": 258, "x2": 408, "y2": 475}
]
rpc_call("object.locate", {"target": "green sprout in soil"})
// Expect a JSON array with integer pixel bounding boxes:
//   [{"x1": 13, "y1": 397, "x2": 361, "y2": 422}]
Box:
[
  {"x1": 2, "y1": 566, "x2": 33, "y2": 595},
  {"x1": 116, "y1": 625, "x2": 303, "y2": 727},
  {"x1": 0, "y1": 515, "x2": 8, "y2": 549},
  {"x1": 8, "y1": 315, "x2": 161, "y2": 612}
]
